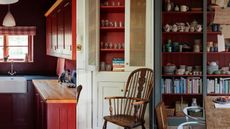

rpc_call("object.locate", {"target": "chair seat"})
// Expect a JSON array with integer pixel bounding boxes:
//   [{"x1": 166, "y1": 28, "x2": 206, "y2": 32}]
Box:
[{"x1": 104, "y1": 115, "x2": 144, "y2": 128}]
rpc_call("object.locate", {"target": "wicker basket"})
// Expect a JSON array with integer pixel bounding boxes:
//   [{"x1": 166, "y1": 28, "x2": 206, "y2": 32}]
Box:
[{"x1": 165, "y1": 107, "x2": 175, "y2": 117}]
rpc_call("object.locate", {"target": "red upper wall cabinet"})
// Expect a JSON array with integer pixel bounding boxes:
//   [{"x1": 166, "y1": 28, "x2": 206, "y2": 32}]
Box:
[{"x1": 45, "y1": 0, "x2": 76, "y2": 60}]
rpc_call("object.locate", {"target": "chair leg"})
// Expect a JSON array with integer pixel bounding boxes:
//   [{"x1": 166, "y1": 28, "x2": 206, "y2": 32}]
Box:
[
  {"x1": 142, "y1": 124, "x2": 146, "y2": 129},
  {"x1": 103, "y1": 120, "x2": 107, "y2": 129}
]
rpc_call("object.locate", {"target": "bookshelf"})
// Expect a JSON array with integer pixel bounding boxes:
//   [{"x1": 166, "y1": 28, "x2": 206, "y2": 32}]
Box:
[{"x1": 154, "y1": 0, "x2": 230, "y2": 125}]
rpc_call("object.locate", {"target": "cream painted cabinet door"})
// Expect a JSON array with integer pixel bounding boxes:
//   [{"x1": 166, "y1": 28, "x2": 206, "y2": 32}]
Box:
[
  {"x1": 125, "y1": 0, "x2": 152, "y2": 71},
  {"x1": 97, "y1": 82, "x2": 125, "y2": 129}
]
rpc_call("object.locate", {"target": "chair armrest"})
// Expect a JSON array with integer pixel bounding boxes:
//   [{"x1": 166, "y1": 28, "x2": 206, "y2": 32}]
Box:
[
  {"x1": 104, "y1": 96, "x2": 126, "y2": 99},
  {"x1": 132, "y1": 100, "x2": 149, "y2": 105}
]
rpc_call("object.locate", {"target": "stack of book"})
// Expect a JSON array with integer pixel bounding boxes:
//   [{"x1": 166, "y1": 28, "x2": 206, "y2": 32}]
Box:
[
  {"x1": 207, "y1": 78, "x2": 230, "y2": 94},
  {"x1": 161, "y1": 77, "x2": 202, "y2": 94},
  {"x1": 112, "y1": 58, "x2": 124, "y2": 71}
]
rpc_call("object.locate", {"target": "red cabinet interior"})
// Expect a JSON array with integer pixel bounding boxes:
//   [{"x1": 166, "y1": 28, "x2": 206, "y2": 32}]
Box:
[{"x1": 99, "y1": 0, "x2": 125, "y2": 71}]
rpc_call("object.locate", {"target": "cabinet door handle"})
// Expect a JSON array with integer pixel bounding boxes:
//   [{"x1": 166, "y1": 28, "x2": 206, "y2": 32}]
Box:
[
  {"x1": 64, "y1": 2, "x2": 70, "y2": 7},
  {"x1": 121, "y1": 89, "x2": 124, "y2": 92},
  {"x1": 70, "y1": 45, "x2": 72, "y2": 51},
  {"x1": 126, "y1": 62, "x2": 129, "y2": 65}
]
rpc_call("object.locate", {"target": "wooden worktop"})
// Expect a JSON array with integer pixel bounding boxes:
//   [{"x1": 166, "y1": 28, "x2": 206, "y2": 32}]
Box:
[
  {"x1": 205, "y1": 96, "x2": 230, "y2": 129},
  {"x1": 32, "y1": 80, "x2": 77, "y2": 103}
]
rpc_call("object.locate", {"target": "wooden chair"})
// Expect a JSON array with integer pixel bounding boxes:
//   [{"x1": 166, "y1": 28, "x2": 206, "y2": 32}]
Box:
[
  {"x1": 156, "y1": 101, "x2": 168, "y2": 129},
  {"x1": 76, "y1": 85, "x2": 82, "y2": 105},
  {"x1": 103, "y1": 68, "x2": 153, "y2": 129},
  {"x1": 156, "y1": 101, "x2": 205, "y2": 129}
]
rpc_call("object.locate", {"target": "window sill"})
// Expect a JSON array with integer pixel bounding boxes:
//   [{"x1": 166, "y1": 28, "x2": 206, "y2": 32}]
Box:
[{"x1": 0, "y1": 60, "x2": 33, "y2": 63}]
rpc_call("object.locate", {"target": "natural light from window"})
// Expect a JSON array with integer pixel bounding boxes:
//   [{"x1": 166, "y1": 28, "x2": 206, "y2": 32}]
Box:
[
  {"x1": 8, "y1": 35, "x2": 29, "y2": 60},
  {"x1": 0, "y1": 35, "x2": 33, "y2": 62}
]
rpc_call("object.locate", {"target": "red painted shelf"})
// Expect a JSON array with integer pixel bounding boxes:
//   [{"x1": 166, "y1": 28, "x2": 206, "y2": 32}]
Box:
[
  {"x1": 162, "y1": 32, "x2": 203, "y2": 35},
  {"x1": 207, "y1": 32, "x2": 221, "y2": 34},
  {"x1": 207, "y1": 93, "x2": 230, "y2": 96},
  {"x1": 162, "y1": 74, "x2": 202, "y2": 77},
  {"x1": 207, "y1": 52, "x2": 230, "y2": 54},
  {"x1": 207, "y1": 74, "x2": 230, "y2": 77},
  {"x1": 162, "y1": 93, "x2": 203, "y2": 96},
  {"x1": 100, "y1": 27, "x2": 125, "y2": 31},
  {"x1": 100, "y1": 49, "x2": 124, "y2": 52},
  {"x1": 162, "y1": 52, "x2": 203, "y2": 55},
  {"x1": 100, "y1": 6, "x2": 125, "y2": 12},
  {"x1": 162, "y1": 11, "x2": 203, "y2": 14}
]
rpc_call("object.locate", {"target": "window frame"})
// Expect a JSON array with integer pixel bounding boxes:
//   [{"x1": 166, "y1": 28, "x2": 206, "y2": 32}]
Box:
[{"x1": 0, "y1": 34, "x2": 34, "y2": 62}]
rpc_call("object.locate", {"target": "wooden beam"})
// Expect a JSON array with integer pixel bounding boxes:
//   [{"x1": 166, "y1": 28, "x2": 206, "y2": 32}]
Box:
[{"x1": 45, "y1": 0, "x2": 63, "y2": 17}]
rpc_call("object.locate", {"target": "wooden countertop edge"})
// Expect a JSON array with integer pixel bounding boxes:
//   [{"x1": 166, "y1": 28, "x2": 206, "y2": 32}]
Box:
[
  {"x1": 32, "y1": 80, "x2": 77, "y2": 103},
  {"x1": 45, "y1": 0, "x2": 63, "y2": 17}
]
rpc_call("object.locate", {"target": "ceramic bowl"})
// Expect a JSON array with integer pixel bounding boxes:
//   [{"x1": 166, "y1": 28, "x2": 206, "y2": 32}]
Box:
[{"x1": 164, "y1": 65, "x2": 176, "y2": 74}]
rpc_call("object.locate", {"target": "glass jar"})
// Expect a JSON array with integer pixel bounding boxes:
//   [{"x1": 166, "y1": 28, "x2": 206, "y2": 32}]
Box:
[
  {"x1": 193, "y1": 42, "x2": 200, "y2": 52},
  {"x1": 191, "y1": 98, "x2": 197, "y2": 106}
]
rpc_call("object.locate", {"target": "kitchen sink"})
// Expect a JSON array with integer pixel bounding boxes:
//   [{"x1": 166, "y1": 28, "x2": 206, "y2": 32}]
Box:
[{"x1": 0, "y1": 77, "x2": 27, "y2": 93}]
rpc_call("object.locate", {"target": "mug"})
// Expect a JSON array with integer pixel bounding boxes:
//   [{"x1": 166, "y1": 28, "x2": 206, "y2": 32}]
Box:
[{"x1": 180, "y1": 5, "x2": 189, "y2": 12}]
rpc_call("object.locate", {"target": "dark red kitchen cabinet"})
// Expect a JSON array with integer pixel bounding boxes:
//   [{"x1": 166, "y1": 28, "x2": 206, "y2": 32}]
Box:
[
  {"x1": 0, "y1": 81, "x2": 34, "y2": 129},
  {"x1": 45, "y1": 0, "x2": 76, "y2": 60}
]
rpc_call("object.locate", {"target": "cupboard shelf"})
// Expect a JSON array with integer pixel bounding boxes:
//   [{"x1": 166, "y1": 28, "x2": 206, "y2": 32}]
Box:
[
  {"x1": 207, "y1": 32, "x2": 221, "y2": 34},
  {"x1": 162, "y1": 74, "x2": 202, "y2": 77},
  {"x1": 100, "y1": 49, "x2": 124, "y2": 52},
  {"x1": 162, "y1": 11, "x2": 203, "y2": 15},
  {"x1": 100, "y1": 6, "x2": 125, "y2": 12},
  {"x1": 207, "y1": 52, "x2": 230, "y2": 54},
  {"x1": 100, "y1": 27, "x2": 125, "y2": 31},
  {"x1": 207, "y1": 93, "x2": 230, "y2": 96},
  {"x1": 162, "y1": 93, "x2": 203, "y2": 96},
  {"x1": 162, "y1": 52, "x2": 203, "y2": 55},
  {"x1": 162, "y1": 32, "x2": 203, "y2": 35},
  {"x1": 207, "y1": 74, "x2": 230, "y2": 77}
]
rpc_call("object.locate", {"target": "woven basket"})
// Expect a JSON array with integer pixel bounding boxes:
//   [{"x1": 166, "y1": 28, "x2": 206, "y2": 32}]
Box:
[{"x1": 165, "y1": 107, "x2": 175, "y2": 117}]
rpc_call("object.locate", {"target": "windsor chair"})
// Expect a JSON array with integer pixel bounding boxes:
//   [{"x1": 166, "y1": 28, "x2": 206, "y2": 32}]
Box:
[{"x1": 102, "y1": 68, "x2": 153, "y2": 129}]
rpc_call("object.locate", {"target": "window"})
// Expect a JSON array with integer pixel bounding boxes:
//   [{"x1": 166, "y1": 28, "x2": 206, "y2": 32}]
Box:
[
  {"x1": 0, "y1": 35, "x2": 33, "y2": 62},
  {"x1": 0, "y1": 26, "x2": 36, "y2": 62}
]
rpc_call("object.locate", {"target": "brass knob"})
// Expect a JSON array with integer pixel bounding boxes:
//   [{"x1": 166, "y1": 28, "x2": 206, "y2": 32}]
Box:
[{"x1": 77, "y1": 44, "x2": 82, "y2": 51}]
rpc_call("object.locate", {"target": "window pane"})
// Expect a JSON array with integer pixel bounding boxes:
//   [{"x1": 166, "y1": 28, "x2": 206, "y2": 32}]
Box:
[
  {"x1": 8, "y1": 35, "x2": 28, "y2": 46},
  {"x1": 8, "y1": 47, "x2": 28, "y2": 59},
  {"x1": 0, "y1": 47, "x2": 3, "y2": 58},
  {"x1": 0, "y1": 36, "x2": 3, "y2": 46}
]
